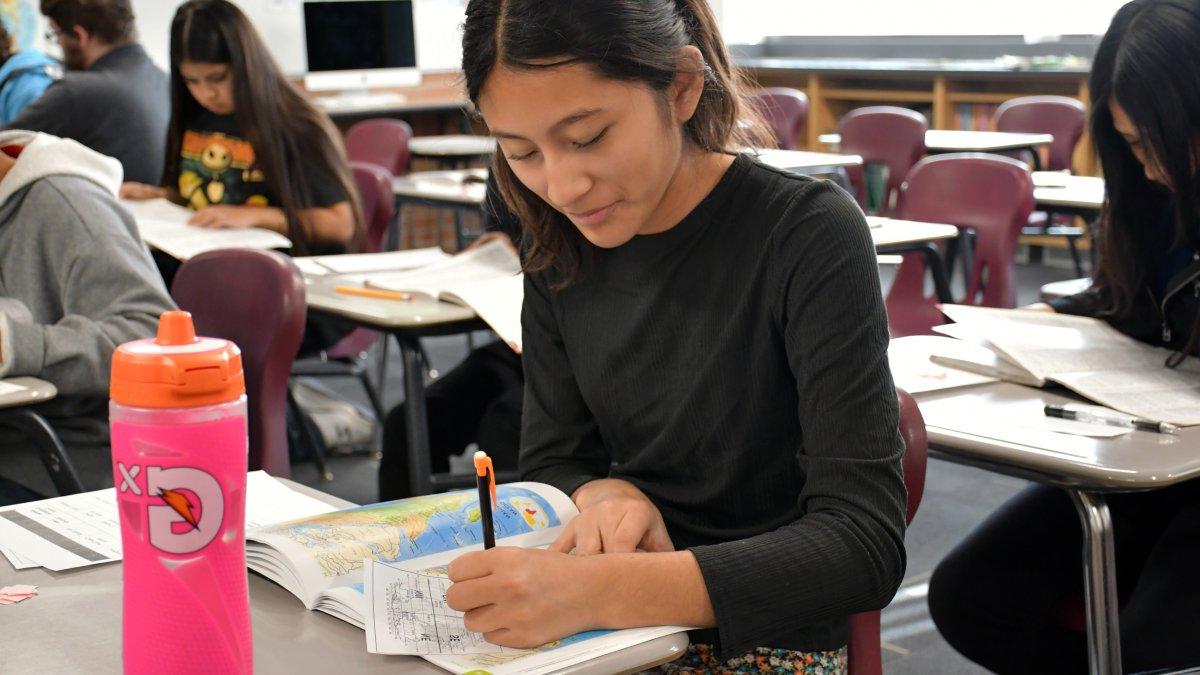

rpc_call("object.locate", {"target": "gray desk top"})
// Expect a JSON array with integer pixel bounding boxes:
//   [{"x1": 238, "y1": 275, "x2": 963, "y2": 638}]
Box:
[
  {"x1": 740, "y1": 56, "x2": 1090, "y2": 79},
  {"x1": 1032, "y1": 171, "x2": 1105, "y2": 211},
  {"x1": 821, "y1": 130, "x2": 1053, "y2": 153},
  {"x1": 868, "y1": 217, "x2": 959, "y2": 248},
  {"x1": 304, "y1": 274, "x2": 479, "y2": 330},
  {"x1": 409, "y1": 135, "x2": 497, "y2": 158},
  {"x1": 0, "y1": 478, "x2": 687, "y2": 674},
  {"x1": 392, "y1": 168, "x2": 487, "y2": 205},
  {"x1": 751, "y1": 148, "x2": 863, "y2": 171},
  {"x1": 0, "y1": 377, "x2": 56, "y2": 409},
  {"x1": 915, "y1": 382, "x2": 1200, "y2": 490}
]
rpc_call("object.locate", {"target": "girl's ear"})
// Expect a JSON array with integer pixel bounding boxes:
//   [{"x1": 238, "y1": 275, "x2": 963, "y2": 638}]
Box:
[{"x1": 668, "y1": 45, "x2": 706, "y2": 125}]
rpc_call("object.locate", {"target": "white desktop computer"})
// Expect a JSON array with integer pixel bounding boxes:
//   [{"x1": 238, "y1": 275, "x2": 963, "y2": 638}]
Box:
[{"x1": 302, "y1": 0, "x2": 421, "y2": 97}]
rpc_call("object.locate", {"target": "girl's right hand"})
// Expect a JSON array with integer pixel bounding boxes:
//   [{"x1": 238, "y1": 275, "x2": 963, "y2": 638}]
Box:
[
  {"x1": 119, "y1": 182, "x2": 166, "y2": 200},
  {"x1": 550, "y1": 478, "x2": 675, "y2": 555}
]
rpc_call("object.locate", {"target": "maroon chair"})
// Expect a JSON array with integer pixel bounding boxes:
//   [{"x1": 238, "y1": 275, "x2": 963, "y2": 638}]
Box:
[
  {"x1": 291, "y1": 161, "x2": 396, "y2": 422},
  {"x1": 838, "y1": 106, "x2": 928, "y2": 214},
  {"x1": 847, "y1": 388, "x2": 928, "y2": 675},
  {"x1": 344, "y1": 118, "x2": 414, "y2": 176},
  {"x1": 751, "y1": 87, "x2": 810, "y2": 150},
  {"x1": 885, "y1": 153, "x2": 1035, "y2": 337},
  {"x1": 994, "y1": 95, "x2": 1086, "y2": 172},
  {"x1": 172, "y1": 249, "x2": 307, "y2": 477}
]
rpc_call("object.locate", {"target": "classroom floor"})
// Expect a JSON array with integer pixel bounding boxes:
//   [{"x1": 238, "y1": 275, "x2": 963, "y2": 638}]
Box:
[{"x1": 289, "y1": 249, "x2": 1081, "y2": 674}]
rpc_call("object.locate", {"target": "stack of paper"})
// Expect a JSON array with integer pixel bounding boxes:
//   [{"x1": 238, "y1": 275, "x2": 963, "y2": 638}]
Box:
[
  {"x1": 0, "y1": 472, "x2": 337, "y2": 572},
  {"x1": 933, "y1": 305, "x2": 1200, "y2": 426},
  {"x1": 120, "y1": 198, "x2": 292, "y2": 260}
]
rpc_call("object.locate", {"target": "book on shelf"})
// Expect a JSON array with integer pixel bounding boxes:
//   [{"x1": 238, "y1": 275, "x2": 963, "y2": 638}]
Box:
[
  {"x1": 119, "y1": 198, "x2": 292, "y2": 260},
  {"x1": 363, "y1": 237, "x2": 524, "y2": 351},
  {"x1": 246, "y1": 483, "x2": 688, "y2": 674},
  {"x1": 932, "y1": 304, "x2": 1200, "y2": 426}
]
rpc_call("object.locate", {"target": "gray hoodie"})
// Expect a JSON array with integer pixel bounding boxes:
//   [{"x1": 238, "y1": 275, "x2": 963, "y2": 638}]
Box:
[{"x1": 0, "y1": 130, "x2": 175, "y2": 446}]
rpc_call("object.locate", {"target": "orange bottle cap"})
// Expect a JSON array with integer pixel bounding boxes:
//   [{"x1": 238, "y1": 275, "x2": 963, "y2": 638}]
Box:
[{"x1": 110, "y1": 311, "x2": 245, "y2": 408}]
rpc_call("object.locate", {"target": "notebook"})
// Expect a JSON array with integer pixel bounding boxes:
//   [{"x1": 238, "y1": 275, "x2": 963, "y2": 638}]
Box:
[{"x1": 120, "y1": 198, "x2": 292, "y2": 260}]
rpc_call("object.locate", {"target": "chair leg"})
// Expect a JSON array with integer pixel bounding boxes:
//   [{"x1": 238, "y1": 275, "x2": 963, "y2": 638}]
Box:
[
  {"x1": 287, "y1": 388, "x2": 333, "y2": 482},
  {"x1": 1066, "y1": 235, "x2": 1085, "y2": 278},
  {"x1": 355, "y1": 365, "x2": 386, "y2": 423},
  {"x1": 0, "y1": 408, "x2": 84, "y2": 496}
]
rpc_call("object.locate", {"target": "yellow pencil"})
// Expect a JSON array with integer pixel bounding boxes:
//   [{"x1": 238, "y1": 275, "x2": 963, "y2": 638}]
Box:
[{"x1": 334, "y1": 285, "x2": 412, "y2": 302}]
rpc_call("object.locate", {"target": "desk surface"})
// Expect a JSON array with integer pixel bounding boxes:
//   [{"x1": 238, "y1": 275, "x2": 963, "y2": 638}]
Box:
[
  {"x1": 1032, "y1": 171, "x2": 1105, "y2": 211},
  {"x1": 393, "y1": 168, "x2": 487, "y2": 205},
  {"x1": 868, "y1": 217, "x2": 959, "y2": 248},
  {"x1": 305, "y1": 273, "x2": 481, "y2": 331},
  {"x1": 915, "y1": 382, "x2": 1200, "y2": 490},
  {"x1": 820, "y1": 130, "x2": 1054, "y2": 153},
  {"x1": 0, "y1": 377, "x2": 56, "y2": 409},
  {"x1": 409, "y1": 135, "x2": 497, "y2": 158},
  {"x1": 0, "y1": 478, "x2": 688, "y2": 674},
  {"x1": 752, "y1": 148, "x2": 863, "y2": 171}
]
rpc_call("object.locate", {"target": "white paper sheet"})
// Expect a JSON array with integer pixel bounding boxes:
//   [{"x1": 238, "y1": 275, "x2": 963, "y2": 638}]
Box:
[{"x1": 120, "y1": 198, "x2": 292, "y2": 260}]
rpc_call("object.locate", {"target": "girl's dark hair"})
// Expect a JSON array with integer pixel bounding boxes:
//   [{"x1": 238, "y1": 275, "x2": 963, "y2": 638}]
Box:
[
  {"x1": 462, "y1": 0, "x2": 771, "y2": 283},
  {"x1": 0, "y1": 20, "x2": 12, "y2": 68},
  {"x1": 163, "y1": 0, "x2": 363, "y2": 255},
  {"x1": 1089, "y1": 0, "x2": 1200, "y2": 361}
]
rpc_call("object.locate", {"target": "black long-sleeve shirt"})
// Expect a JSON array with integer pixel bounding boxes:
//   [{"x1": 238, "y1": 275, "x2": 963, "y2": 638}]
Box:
[{"x1": 519, "y1": 154, "x2": 907, "y2": 655}]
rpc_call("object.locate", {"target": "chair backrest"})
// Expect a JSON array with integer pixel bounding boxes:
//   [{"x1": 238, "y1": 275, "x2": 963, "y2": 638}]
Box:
[
  {"x1": 838, "y1": 107, "x2": 929, "y2": 213},
  {"x1": 351, "y1": 160, "x2": 396, "y2": 254},
  {"x1": 171, "y1": 249, "x2": 307, "y2": 477},
  {"x1": 751, "y1": 87, "x2": 810, "y2": 150},
  {"x1": 994, "y1": 95, "x2": 1086, "y2": 172},
  {"x1": 344, "y1": 118, "x2": 413, "y2": 176},
  {"x1": 847, "y1": 388, "x2": 928, "y2": 675},
  {"x1": 885, "y1": 153, "x2": 1035, "y2": 336}
]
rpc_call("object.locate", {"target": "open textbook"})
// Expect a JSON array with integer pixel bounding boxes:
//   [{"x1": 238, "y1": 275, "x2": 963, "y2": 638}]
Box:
[
  {"x1": 362, "y1": 237, "x2": 524, "y2": 351},
  {"x1": 120, "y1": 198, "x2": 292, "y2": 260},
  {"x1": 933, "y1": 305, "x2": 1200, "y2": 426},
  {"x1": 245, "y1": 482, "x2": 688, "y2": 674}
]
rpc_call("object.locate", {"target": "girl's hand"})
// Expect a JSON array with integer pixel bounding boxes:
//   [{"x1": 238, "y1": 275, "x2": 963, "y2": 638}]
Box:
[
  {"x1": 119, "y1": 182, "x2": 167, "y2": 200},
  {"x1": 188, "y1": 205, "x2": 262, "y2": 230},
  {"x1": 551, "y1": 479, "x2": 674, "y2": 555},
  {"x1": 446, "y1": 547, "x2": 602, "y2": 648}
]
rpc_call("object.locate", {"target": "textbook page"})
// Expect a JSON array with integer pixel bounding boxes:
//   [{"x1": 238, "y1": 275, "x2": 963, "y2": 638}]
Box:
[
  {"x1": 364, "y1": 554, "x2": 690, "y2": 675},
  {"x1": 0, "y1": 472, "x2": 335, "y2": 572},
  {"x1": 441, "y1": 273, "x2": 525, "y2": 352},
  {"x1": 300, "y1": 247, "x2": 452, "y2": 275},
  {"x1": 121, "y1": 198, "x2": 292, "y2": 260},
  {"x1": 366, "y1": 237, "x2": 521, "y2": 299},
  {"x1": 939, "y1": 305, "x2": 1200, "y2": 425},
  {"x1": 246, "y1": 483, "x2": 575, "y2": 611},
  {"x1": 888, "y1": 336, "x2": 997, "y2": 394}
]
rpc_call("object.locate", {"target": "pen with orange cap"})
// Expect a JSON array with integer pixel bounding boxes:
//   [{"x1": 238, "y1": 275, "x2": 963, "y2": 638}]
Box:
[{"x1": 474, "y1": 450, "x2": 497, "y2": 549}]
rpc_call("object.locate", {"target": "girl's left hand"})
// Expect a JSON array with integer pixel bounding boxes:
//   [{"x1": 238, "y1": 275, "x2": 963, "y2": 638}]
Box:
[
  {"x1": 446, "y1": 547, "x2": 603, "y2": 648},
  {"x1": 188, "y1": 205, "x2": 260, "y2": 229}
]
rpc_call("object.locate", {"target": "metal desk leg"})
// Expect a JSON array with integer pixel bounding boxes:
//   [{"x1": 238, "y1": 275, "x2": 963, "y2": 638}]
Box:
[
  {"x1": 399, "y1": 334, "x2": 435, "y2": 496},
  {"x1": 387, "y1": 200, "x2": 405, "y2": 251},
  {"x1": 1069, "y1": 490, "x2": 1123, "y2": 675},
  {"x1": 0, "y1": 408, "x2": 84, "y2": 496},
  {"x1": 912, "y1": 242, "x2": 955, "y2": 303}
]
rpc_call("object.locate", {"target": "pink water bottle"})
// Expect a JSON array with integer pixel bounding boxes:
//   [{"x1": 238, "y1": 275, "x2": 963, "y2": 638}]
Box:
[{"x1": 109, "y1": 311, "x2": 252, "y2": 674}]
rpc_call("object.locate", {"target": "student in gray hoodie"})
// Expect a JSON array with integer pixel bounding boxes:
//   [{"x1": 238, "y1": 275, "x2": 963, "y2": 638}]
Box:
[{"x1": 0, "y1": 129, "x2": 175, "y2": 492}]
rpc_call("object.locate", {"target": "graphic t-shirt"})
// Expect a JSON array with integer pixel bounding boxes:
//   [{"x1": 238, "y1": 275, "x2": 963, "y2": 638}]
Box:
[{"x1": 178, "y1": 110, "x2": 347, "y2": 213}]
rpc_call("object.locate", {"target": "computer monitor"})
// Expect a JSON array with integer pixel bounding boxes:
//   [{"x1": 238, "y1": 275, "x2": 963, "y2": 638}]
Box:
[{"x1": 302, "y1": 0, "x2": 420, "y2": 93}]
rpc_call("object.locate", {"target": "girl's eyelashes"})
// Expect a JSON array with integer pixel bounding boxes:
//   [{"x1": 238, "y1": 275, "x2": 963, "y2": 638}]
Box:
[{"x1": 505, "y1": 128, "x2": 608, "y2": 162}]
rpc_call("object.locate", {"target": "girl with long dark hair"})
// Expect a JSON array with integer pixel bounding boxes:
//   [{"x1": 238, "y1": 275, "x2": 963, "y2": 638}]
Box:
[
  {"x1": 120, "y1": 0, "x2": 362, "y2": 258},
  {"x1": 930, "y1": 2, "x2": 1200, "y2": 671},
  {"x1": 440, "y1": 2, "x2": 907, "y2": 671}
]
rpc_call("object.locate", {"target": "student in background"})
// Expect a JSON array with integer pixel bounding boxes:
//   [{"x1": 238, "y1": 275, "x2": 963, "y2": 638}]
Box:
[
  {"x1": 0, "y1": 129, "x2": 175, "y2": 498},
  {"x1": 3, "y1": 0, "x2": 167, "y2": 185},
  {"x1": 120, "y1": 0, "x2": 362, "y2": 353},
  {"x1": 929, "y1": 1, "x2": 1200, "y2": 672},
  {"x1": 379, "y1": 172, "x2": 523, "y2": 500},
  {"x1": 0, "y1": 20, "x2": 55, "y2": 123},
  {"x1": 441, "y1": 1, "x2": 907, "y2": 670}
]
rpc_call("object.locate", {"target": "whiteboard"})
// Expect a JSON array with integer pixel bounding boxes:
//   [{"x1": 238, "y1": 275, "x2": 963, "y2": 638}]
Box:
[{"x1": 131, "y1": 0, "x2": 465, "y2": 76}]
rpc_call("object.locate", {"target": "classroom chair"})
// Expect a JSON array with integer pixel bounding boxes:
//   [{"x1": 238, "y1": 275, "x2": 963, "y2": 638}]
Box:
[
  {"x1": 291, "y1": 161, "x2": 395, "y2": 426},
  {"x1": 0, "y1": 409, "x2": 84, "y2": 497},
  {"x1": 994, "y1": 95, "x2": 1086, "y2": 172},
  {"x1": 995, "y1": 95, "x2": 1090, "y2": 275},
  {"x1": 171, "y1": 249, "x2": 308, "y2": 478},
  {"x1": 344, "y1": 118, "x2": 414, "y2": 177},
  {"x1": 837, "y1": 106, "x2": 928, "y2": 214},
  {"x1": 885, "y1": 153, "x2": 1035, "y2": 337},
  {"x1": 750, "y1": 87, "x2": 810, "y2": 150},
  {"x1": 848, "y1": 388, "x2": 927, "y2": 675}
]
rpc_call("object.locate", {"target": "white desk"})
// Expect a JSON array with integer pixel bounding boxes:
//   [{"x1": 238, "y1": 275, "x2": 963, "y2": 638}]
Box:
[
  {"x1": 752, "y1": 148, "x2": 863, "y2": 173},
  {"x1": 408, "y1": 135, "x2": 497, "y2": 166},
  {"x1": 821, "y1": 129, "x2": 1053, "y2": 157},
  {"x1": 910, "y1": 377, "x2": 1200, "y2": 675},
  {"x1": 0, "y1": 477, "x2": 689, "y2": 673},
  {"x1": 0, "y1": 377, "x2": 81, "y2": 496},
  {"x1": 1033, "y1": 171, "x2": 1105, "y2": 215}
]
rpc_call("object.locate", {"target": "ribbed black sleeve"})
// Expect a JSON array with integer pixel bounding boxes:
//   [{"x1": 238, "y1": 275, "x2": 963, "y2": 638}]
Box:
[{"x1": 518, "y1": 155, "x2": 907, "y2": 656}]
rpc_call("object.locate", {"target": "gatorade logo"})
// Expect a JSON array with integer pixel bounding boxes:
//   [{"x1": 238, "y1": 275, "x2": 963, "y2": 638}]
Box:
[{"x1": 118, "y1": 463, "x2": 225, "y2": 554}]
